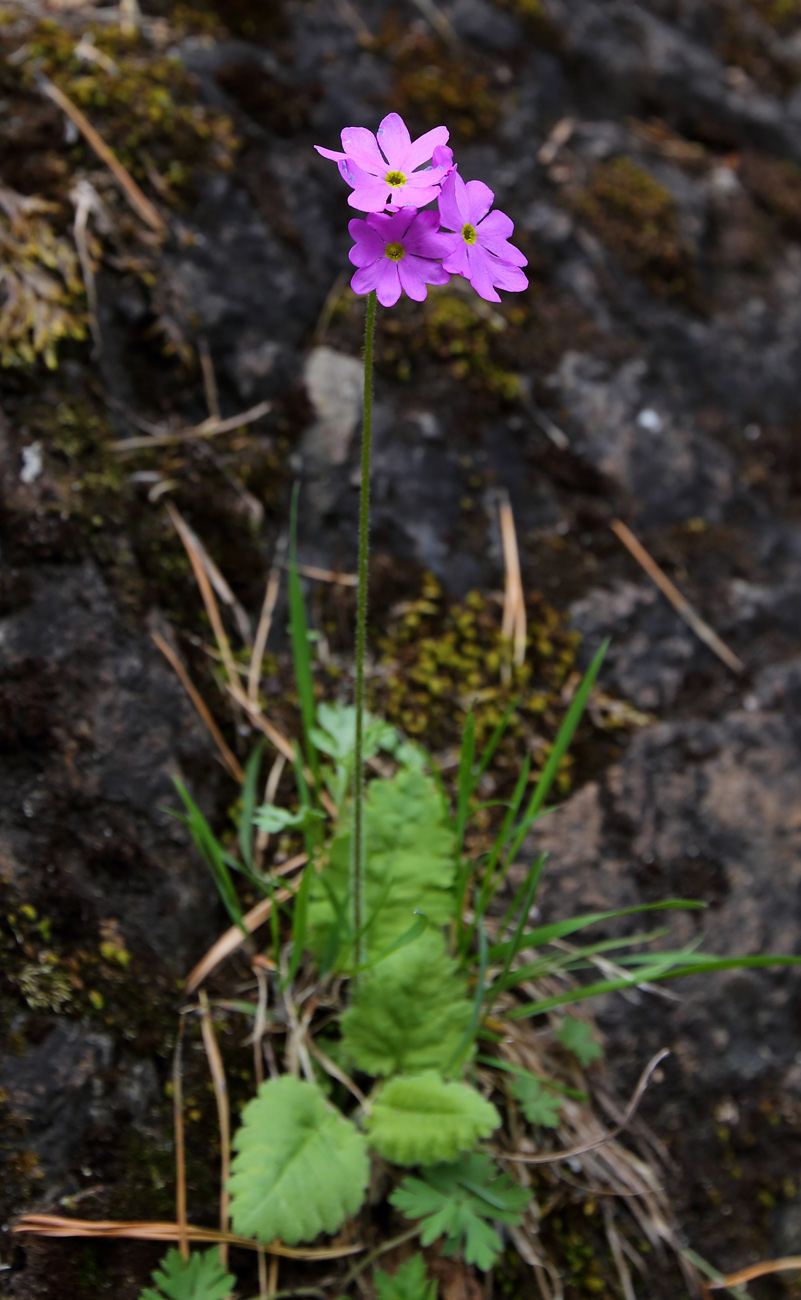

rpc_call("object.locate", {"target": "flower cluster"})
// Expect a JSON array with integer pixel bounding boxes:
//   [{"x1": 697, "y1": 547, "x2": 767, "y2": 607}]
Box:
[{"x1": 316, "y1": 113, "x2": 528, "y2": 308}]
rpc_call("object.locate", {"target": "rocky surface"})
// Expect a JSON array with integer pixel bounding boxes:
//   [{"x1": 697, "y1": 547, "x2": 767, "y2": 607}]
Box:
[{"x1": 3, "y1": 0, "x2": 801, "y2": 1294}]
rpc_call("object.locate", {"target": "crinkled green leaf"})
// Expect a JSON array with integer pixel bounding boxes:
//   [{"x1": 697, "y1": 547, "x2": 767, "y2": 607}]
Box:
[
  {"x1": 228, "y1": 1075, "x2": 369, "y2": 1244},
  {"x1": 391, "y1": 1153, "x2": 531, "y2": 1272},
  {"x1": 140, "y1": 1248, "x2": 233, "y2": 1300},
  {"x1": 557, "y1": 1015, "x2": 604, "y2": 1067},
  {"x1": 308, "y1": 771, "x2": 455, "y2": 971},
  {"x1": 366, "y1": 1071, "x2": 499, "y2": 1166},
  {"x1": 341, "y1": 931, "x2": 472, "y2": 1076},
  {"x1": 374, "y1": 1254, "x2": 438, "y2": 1300},
  {"x1": 510, "y1": 1074, "x2": 563, "y2": 1128},
  {"x1": 252, "y1": 803, "x2": 323, "y2": 834}
]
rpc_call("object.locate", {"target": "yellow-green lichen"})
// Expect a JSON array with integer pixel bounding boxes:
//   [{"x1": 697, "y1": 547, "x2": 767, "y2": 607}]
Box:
[{"x1": 577, "y1": 157, "x2": 694, "y2": 301}]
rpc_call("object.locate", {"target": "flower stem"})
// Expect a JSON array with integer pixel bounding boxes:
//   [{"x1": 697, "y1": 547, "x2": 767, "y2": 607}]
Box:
[{"x1": 351, "y1": 288, "x2": 376, "y2": 968}]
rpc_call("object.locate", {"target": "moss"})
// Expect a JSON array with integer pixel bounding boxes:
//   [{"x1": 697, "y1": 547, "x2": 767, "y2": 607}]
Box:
[
  {"x1": 380, "y1": 25, "x2": 500, "y2": 140},
  {"x1": 740, "y1": 152, "x2": 801, "y2": 239},
  {"x1": 20, "y1": 20, "x2": 239, "y2": 202},
  {"x1": 576, "y1": 157, "x2": 695, "y2": 301},
  {"x1": 375, "y1": 284, "x2": 526, "y2": 398},
  {"x1": 0, "y1": 193, "x2": 87, "y2": 368},
  {"x1": 490, "y1": 0, "x2": 563, "y2": 48}
]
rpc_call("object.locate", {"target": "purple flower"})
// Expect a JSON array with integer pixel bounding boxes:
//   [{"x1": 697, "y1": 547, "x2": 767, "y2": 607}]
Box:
[
  {"x1": 316, "y1": 112, "x2": 450, "y2": 212},
  {"x1": 348, "y1": 209, "x2": 451, "y2": 307},
  {"x1": 438, "y1": 172, "x2": 528, "y2": 303}
]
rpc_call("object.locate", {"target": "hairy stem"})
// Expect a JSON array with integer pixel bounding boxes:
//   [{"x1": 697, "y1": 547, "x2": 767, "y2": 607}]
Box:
[{"x1": 351, "y1": 289, "x2": 377, "y2": 967}]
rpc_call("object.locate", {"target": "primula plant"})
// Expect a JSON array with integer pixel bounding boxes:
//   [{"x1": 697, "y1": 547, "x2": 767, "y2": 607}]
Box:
[{"x1": 21, "y1": 110, "x2": 801, "y2": 1300}]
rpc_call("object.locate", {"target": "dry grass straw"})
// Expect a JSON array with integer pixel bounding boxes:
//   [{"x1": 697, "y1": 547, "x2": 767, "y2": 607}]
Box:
[
  {"x1": 110, "y1": 399, "x2": 271, "y2": 452},
  {"x1": 167, "y1": 503, "x2": 252, "y2": 646},
  {"x1": 40, "y1": 78, "x2": 165, "y2": 234},
  {"x1": 499, "y1": 489, "x2": 526, "y2": 672},
  {"x1": 12, "y1": 1216, "x2": 362, "y2": 1259},
  {"x1": 173, "y1": 1014, "x2": 189, "y2": 1262},
  {"x1": 702, "y1": 1256, "x2": 801, "y2": 1293},
  {"x1": 610, "y1": 518, "x2": 744, "y2": 675},
  {"x1": 198, "y1": 990, "x2": 231, "y2": 1266},
  {"x1": 185, "y1": 852, "x2": 307, "y2": 994},
  {"x1": 150, "y1": 626, "x2": 244, "y2": 782}
]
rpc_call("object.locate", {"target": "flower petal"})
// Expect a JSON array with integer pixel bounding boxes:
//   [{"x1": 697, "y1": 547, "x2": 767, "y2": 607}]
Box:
[
  {"x1": 479, "y1": 235, "x2": 527, "y2": 267},
  {"x1": 465, "y1": 180, "x2": 495, "y2": 225},
  {"x1": 441, "y1": 238, "x2": 470, "y2": 277},
  {"x1": 466, "y1": 245, "x2": 501, "y2": 302},
  {"x1": 405, "y1": 212, "x2": 453, "y2": 258},
  {"x1": 393, "y1": 182, "x2": 442, "y2": 208},
  {"x1": 403, "y1": 125, "x2": 450, "y2": 172},
  {"x1": 348, "y1": 182, "x2": 394, "y2": 212},
  {"x1": 475, "y1": 209, "x2": 514, "y2": 241},
  {"x1": 340, "y1": 127, "x2": 385, "y2": 175},
  {"x1": 369, "y1": 209, "x2": 417, "y2": 241},
  {"x1": 375, "y1": 112, "x2": 412, "y2": 168},
  {"x1": 488, "y1": 258, "x2": 529, "y2": 292},
  {"x1": 397, "y1": 254, "x2": 430, "y2": 302},
  {"x1": 375, "y1": 258, "x2": 402, "y2": 307},
  {"x1": 438, "y1": 172, "x2": 470, "y2": 231},
  {"x1": 351, "y1": 264, "x2": 380, "y2": 295},
  {"x1": 315, "y1": 145, "x2": 347, "y2": 161},
  {"x1": 348, "y1": 219, "x2": 387, "y2": 266}
]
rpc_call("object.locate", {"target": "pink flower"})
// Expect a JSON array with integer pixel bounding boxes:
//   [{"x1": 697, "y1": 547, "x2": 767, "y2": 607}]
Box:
[
  {"x1": 316, "y1": 112, "x2": 450, "y2": 212},
  {"x1": 438, "y1": 172, "x2": 528, "y2": 303},
  {"x1": 348, "y1": 209, "x2": 451, "y2": 307}
]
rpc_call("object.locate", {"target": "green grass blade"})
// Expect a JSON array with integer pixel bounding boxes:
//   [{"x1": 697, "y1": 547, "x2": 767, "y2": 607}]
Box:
[
  {"x1": 475, "y1": 697, "x2": 518, "y2": 784},
  {"x1": 286, "y1": 861, "x2": 312, "y2": 987},
  {"x1": 468, "y1": 755, "x2": 531, "y2": 947},
  {"x1": 288, "y1": 483, "x2": 319, "y2": 784},
  {"x1": 456, "y1": 709, "x2": 476, "y2": 856},
  {"x1": 485, "y1": 852, "x2": 546, "y2": 1010},
  {"x1": 173, "y1": 778, "x2": 245, "y2": 933},
  {"x1": 490, "y1": 640, "x2": 609, "y2": 900},
  {"x1": 488, "y1": 899, "x2": 704, "y2": 963},
  {"x1": 448, "y1": 920, "x2": 489, "y2": 1073},
  {"x1": 477, "y1": 1056, "x2": 588, "y2": 1101},
  {"x1": 504, "y1": 953, "x2": 801, "y2": 1020},
  {"x1": 239, "y1": 740, "x2": 265, "y2": 870}
]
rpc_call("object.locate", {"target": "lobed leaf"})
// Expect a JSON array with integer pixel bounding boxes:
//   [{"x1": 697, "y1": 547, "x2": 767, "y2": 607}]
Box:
[
  {"x1": 307, "y1": 771, "x2": 456, "y2": 970},
  {"x1": 341, "y1": 931, "x2": 472, "y2": 1076},
  {"x1": 228, "y1": 1075, "x2": 369, "y2": 1245},
  {"x1": 556, "y1": 1016, "x2": 604, "y2": 1066},
  {"x1": 366, "y1": 1071, "x2": 499, "y2": 1166},
  {"x1": 140, "y1": 1248, "x2": 234, "y2": 1300},
  {"x1": 391, "y1": 1153, "x2": 531, "y2": 1272},
  {"x1": 374, "y1": 1254, "x2": 438, "y2": 1300},
  {"x1": 510, "y1": 1074, "x2": 562, "y2": 1128}
]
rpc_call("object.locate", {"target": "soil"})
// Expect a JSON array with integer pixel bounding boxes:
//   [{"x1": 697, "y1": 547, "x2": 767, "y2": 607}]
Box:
[{"x1": 3, "y1": 0, "x2": 801, "y2": 1296}]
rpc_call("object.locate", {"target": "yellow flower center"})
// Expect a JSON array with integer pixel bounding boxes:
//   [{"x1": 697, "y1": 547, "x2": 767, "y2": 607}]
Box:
[
  {"x1": 385, "y1": 242, "x2": 405, "y2": 262},
  {"x1": 462, "y1": 223, "x2": 478, "y2": 244},
  {"x1": 385, "y1": 170, "x2": 407, "y2": 187}
]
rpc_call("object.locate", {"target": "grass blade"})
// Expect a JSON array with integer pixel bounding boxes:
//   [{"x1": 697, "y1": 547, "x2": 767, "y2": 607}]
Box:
[
  {"x1": 448, "y1": 920, "x2": 489, "y2": 1073},
  {"x1": 239, "y1": 740, "x2": 265, "y2": 870},
  {"x1": 488, "y1": 899, "x2": 704, "y2": 963},
  {"x1": 173, "y1": 778, "x2": 245, "y2": 933},
  {"x1": 504, "y1": 953, "x2": 801, "y2": 1020},
  {"x1": 288, "y1": 483, "x2": 319, "y2": 785}
]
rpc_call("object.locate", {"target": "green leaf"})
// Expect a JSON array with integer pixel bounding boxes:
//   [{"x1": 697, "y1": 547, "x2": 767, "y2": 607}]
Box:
[
  {"x1": 510, "y1": 1074, "x2": 562, "y2": 1128},
  {"x1": 141, "y1": 1249, "x2": 234, "y2": 1300},
  {"x1": 341, "y1": 931, "x2": 472, "y2": 1076},
  {"x1": 557, "y1": 1016, "x2": 604, "y2": 1067},
  {"x1": 374, "y1": 1255, "x2": 438, "y2": 1300},
  {"x1": 366, "y1": 1071, "x2": 499, "y2": 1166},
  {"x1": 253, "y1": 803, "x2": 324, "y2": 834},
  {"x1": 391, "y1": 1153, "x2": 531, "y2": 1272},
  {"x1": 228, "y1": 1075, "x2": 369, "y2": 1244},
  {"x1": 307, "y1": 771, "x2": 456, "y2": 970}
]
